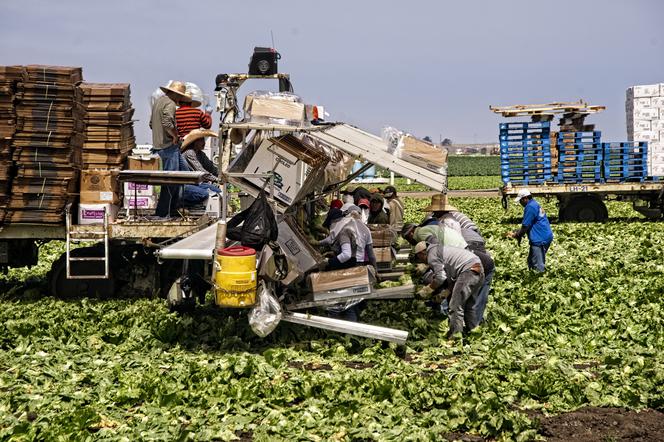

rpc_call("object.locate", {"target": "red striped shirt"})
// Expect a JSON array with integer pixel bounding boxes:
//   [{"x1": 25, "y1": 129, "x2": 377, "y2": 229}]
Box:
[{"x1": 176, "y1": 105, "x2": 212, "y2": 137}]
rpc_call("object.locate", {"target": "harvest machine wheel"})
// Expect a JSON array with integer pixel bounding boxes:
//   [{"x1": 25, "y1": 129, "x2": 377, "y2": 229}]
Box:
[
  {"x1": 559, "y1": 195, "x2": 608, "y2": 222},
  {"x1": 47, "y1": 245, "x2": 115, "y2": 298}
]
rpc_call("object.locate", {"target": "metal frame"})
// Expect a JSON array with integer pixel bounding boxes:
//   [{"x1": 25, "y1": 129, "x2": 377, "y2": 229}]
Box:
[{"x1": 65, "y1": 205, "x2": 109, "y2": 280}]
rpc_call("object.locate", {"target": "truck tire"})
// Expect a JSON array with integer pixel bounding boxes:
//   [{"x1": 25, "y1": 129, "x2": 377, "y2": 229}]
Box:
[
  {"x1": 562, "y1": 195, "x2": 608, "y2": 222},
  {"x1": 47, "y1": 246, "x2": 115, "y2": 298}
]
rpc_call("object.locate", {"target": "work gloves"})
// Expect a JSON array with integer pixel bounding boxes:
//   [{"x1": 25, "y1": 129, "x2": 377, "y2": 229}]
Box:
[{"x1": 417, "y1": 285, "x2": 434, "y2": 299}]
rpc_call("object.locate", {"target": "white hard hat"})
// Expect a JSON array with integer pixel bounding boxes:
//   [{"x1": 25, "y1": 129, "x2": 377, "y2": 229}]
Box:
[{"x1": 514, "y1": 188, "x2": 532, "y2": 202}]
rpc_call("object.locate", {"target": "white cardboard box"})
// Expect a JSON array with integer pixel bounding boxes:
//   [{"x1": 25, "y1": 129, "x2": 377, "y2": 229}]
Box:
[
  {"x1": 632, "y1": 120, "x2": 652, "y2": 131},
  {"x1": 243, "y1": 139, "x2": 312, "y2": 205},
  {"x1": 628, "y1": 84, "x2": 661, "y2": 98},
  {"x1": 650, "y1": 97, "x2": 664, "y2": 108},
  {"x1": 631, "y1": 97, "x2": 652, "y2": 108},
  {"x1": 651, "y1": 120, "x2": 664, "y2": 131},
  {"x1": 633, "y1": 130, "x2": 659, "y2": 142},
  {"x1": 123, "y1": 195, "x2": 157, "y2": 209},
  {"x1": 634, "y1": 108, "x2": 659, "y2": 120},
  {"x1": 78, "y1": 203, "x2": 119, "y2": 225},
  {"x1": 123, "y1": 182, "x2": 155, "y2": 197}
]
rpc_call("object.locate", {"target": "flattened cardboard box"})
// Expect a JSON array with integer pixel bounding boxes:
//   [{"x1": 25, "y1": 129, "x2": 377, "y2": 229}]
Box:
[
  {"x1": 399, "y1": 135, "x2": 448, "y2": 172},
  {"x1": 309, "y1": 266, "x2": 372, "y2": 293}
]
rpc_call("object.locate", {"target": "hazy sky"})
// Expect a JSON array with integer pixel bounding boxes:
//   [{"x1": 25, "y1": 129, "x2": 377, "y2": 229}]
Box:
[{"x1": 2, "y1": 0, "x2": 663, "y2": 144}]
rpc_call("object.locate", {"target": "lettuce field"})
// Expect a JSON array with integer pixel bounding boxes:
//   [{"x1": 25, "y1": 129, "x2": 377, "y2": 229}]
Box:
[{"x1": 1, "y1": 196, "x2": 663, "y2": 440}]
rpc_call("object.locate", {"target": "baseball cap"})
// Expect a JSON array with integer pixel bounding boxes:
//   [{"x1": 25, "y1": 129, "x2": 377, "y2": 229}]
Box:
[{"x1": 514, "y1": 188, "x2": 531, "y2": 202}]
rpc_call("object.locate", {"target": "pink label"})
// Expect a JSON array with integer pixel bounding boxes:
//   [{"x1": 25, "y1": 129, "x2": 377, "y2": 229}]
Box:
[
  {"x1": 82, "y1": 209, "x2": 105, "y2": 219},
  {"x1": 127, "y1": 182, "x2": 150, "y2": 191}
]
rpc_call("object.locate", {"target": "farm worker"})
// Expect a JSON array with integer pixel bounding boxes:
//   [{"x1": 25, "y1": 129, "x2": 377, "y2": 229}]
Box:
[
  {"x1": 175, "y1": 84, "x2": 212, "y2": 137},
  {"x1": 367, "y1": 194, "x2": 389, "y2": 224},
  {"x1": 357, "y1": 198, "x2": 371, "y2": 224},
  {"x1": 345, "y1": 206, "x2": 378, "y2": 273},
  {"x1": 318, "y1": 207, "x2": 365, "y2": 321},
  {"x1": 507, "y1": 189, "x2": 553, "y2": 272},
  {"x1": 382, "y1": 185, "x2": 404, "y2": 230},
  {"x1": 180, "y1": 129, "x2": 221, "y2": 207},
  {"x1": 150, "y1": 80, "x2": 191, "y2": 217},
  {"x1": 413, "y1": 241, "x2": 484, "y2": 339},
  {"x1": 401, "y1": 223, "x2": 467, "y2": 249},
  {"x1": 353, "y1": 186, "x2": 372, "y2": 206}
]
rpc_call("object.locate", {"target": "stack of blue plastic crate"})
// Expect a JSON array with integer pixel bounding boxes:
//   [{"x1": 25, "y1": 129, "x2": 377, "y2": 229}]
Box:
[
  {"x1": 556, "y1": 131, "x2": 602, "y2": 183},
  {"x1": 499, "y1": 121, "x2": 552, "y2": 185},
  {"x1": 602, "y1": 142, "x2": 648, "y2": 182}
]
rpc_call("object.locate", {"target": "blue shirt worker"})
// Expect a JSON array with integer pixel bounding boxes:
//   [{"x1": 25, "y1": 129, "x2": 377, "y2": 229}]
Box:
[{"x1": 507, "y1": 189, "x2": 553, "y2": 272}]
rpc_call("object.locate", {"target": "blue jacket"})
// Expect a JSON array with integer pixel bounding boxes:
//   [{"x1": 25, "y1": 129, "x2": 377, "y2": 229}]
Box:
[{"x1": 522, "y1": 199, "x2": 553, "y2": 246}]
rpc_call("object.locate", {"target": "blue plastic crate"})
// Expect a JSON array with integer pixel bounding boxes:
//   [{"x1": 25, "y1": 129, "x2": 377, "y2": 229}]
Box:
[{"x1": 499, "y1": 121, "x2": 551, "y2": 130}]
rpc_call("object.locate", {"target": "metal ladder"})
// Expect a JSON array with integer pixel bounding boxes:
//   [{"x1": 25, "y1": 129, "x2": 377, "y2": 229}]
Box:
[{"x1": 65, "y1": 205, "x2": 110, "y2": 279}]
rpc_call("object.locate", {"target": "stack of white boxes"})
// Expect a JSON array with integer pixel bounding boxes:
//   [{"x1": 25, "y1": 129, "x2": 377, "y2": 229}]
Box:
[{"x1": 626, "y1": 83, "x2": 664, "y2": 177}]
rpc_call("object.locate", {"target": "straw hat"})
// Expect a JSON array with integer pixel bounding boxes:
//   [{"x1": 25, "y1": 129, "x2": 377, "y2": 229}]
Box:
[
  {"x1": 181, "y1": 129, "x2": 218, "y2": 150},
  {"x1": 160, "y1": 80, "x2": 191, "y2": 101},
  {"x1": 421, "y1": 194, "x2": 457, "y2": 212}
]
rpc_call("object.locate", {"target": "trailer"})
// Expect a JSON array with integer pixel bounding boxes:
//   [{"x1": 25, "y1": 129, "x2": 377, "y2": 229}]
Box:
[{"x1": 491, "y1": 101, "x2": 664, "y2": 220}]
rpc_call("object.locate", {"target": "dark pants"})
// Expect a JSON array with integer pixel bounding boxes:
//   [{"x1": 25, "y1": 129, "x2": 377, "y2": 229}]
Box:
[
  {"x1": 155, "y1": 144, "x2": 188, "y2": 217},
  {"x1": 447, "y1": 269, "x2": 484, "y2": 338},
  {"x1": 528, "y1": 243, "x2": 550, "y2": 272},
  {"x1": 183, "y1": 183, "x2": 221, "y2": 206}
]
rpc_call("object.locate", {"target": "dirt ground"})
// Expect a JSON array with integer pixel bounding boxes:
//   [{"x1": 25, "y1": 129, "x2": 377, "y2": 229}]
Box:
[{"x1": 536, "y1": 407, "x2": 664, "y2": 442}]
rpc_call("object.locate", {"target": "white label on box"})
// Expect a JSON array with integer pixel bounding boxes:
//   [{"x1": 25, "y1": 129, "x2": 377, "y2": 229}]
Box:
[
  {"x1": 651, "y1": 120, "x2": 664, "y2": 131},
  {"x1": 98, "y1": 191, "x2": 114, "y2": 202}
]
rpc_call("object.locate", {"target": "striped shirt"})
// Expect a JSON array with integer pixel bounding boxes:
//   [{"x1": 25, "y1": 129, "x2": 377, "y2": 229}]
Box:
[
  {"x1": 439, "y1": 211, "x2": 480, "y2": 233},
  {"x1": 175, "y1": 105, "x2": 212, "y2": 137}
]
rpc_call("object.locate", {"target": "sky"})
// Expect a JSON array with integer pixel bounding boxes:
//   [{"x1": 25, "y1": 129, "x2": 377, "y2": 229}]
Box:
[{"x1": 1, "y1": 0, "x2": 663, "y2": 145}]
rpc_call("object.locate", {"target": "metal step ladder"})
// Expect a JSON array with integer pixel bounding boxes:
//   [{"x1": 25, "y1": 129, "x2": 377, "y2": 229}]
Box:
[{"x1": 65, "y1": 205, "x2": 110, "y2": 279}]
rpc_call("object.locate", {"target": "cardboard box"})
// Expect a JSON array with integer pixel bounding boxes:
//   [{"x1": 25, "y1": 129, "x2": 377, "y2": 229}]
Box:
[
  {"x1": 633, "y1": 130, "x2": 660, "y2": 142},
  {"x1": 123, "y1": 181, "x2": 155, "y2": 197},
  {"x1": 634, "y1": 108, "x2": 659, "y2": 120},
  {"x1": 628, "y1": 84, "x2": 660, "y2": 98},
  {"x1": 245, "y1": 96, "x2": 305, "y2": 124},
  {"x1": 276, "y1": 215, "x2": 323, "y2": 273},
  {"x1": 369, "y1": 225, "x2": 397, "y2": 247},
  {"x1": 243, "y1": 138, "x2": 314, "y2": 205},
  {"x1": 309, "y1": 266, "x2": 374, "y2": 301},
  {"x1": 126, "y1": 155, "x2": 160, "y2": 170},
  {"x1": 78, "y1": 203, "x2": 119, "y2": 225},
  {"x1": 632, "y1": 120, "x2": 652, "y2": 131},
  {"x1": 123, "y1": 195, "x2": 157, "y2": 209},
  {"x1": 632, "y1": 97, "x2": 652, "y2": 108},
  {"x1": 650, "y1": 97, "x2": 664, "y2": 108},
  {"x1": 398, "y1": 135, "x2": 448, "y2": 173},
  {"x1": 80, "y1": 169, "x2": 120, "y2": 203},
  {"x1": 374, "y1": 247, "x2": 394, "y2": 263}
]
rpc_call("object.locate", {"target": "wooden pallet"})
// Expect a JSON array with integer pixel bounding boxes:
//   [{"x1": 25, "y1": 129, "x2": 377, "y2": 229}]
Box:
[{"x1": 490, "y1": 100, "x2": 606, "y2": 118}]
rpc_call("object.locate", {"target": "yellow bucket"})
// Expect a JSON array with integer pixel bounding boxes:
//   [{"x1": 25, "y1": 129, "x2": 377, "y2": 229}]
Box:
[{"x1": 215, "y1": 246, "x2": 257, "y2": 307}]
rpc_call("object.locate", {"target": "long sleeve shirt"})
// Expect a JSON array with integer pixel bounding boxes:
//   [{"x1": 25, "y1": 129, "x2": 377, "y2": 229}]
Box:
[
  {"x1": 414, "y1": 225, "x2": 467, "y2": 249},
  {"x1": 439, "y1": 211, "x2": 480, "y2": 233},
  {"x1": 426, "y1": 244, "x2": 480, "y2": 288},
  {"x1": 520, "y1": 199, "x2": 554, "y2": 245},
  {"x1": 387, "y1": 197, "x2": 404, "y2": 229},
  {"x1": 182, "y1": 149, "x2": 218, "y2": 183},
  {"x1": 175, "y1": 105, "x2": 212, "y2": 137},
  {"x1": 150, "y1": 95, "x2": 176, "y2": 149}
]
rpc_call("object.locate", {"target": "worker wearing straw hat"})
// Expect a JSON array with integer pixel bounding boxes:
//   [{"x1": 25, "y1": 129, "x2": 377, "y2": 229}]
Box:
[
  {"x1": 151, "y1": 80, "x2": 192, "y2": 217},
  {"x1": 180, "y1": 129, "x2": 221, "y2": 207}
]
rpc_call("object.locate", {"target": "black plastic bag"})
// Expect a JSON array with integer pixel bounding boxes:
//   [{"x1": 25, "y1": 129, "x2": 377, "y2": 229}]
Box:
[{"x1": 226, "y1": 192, "x2": 278, "y2": 250}]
